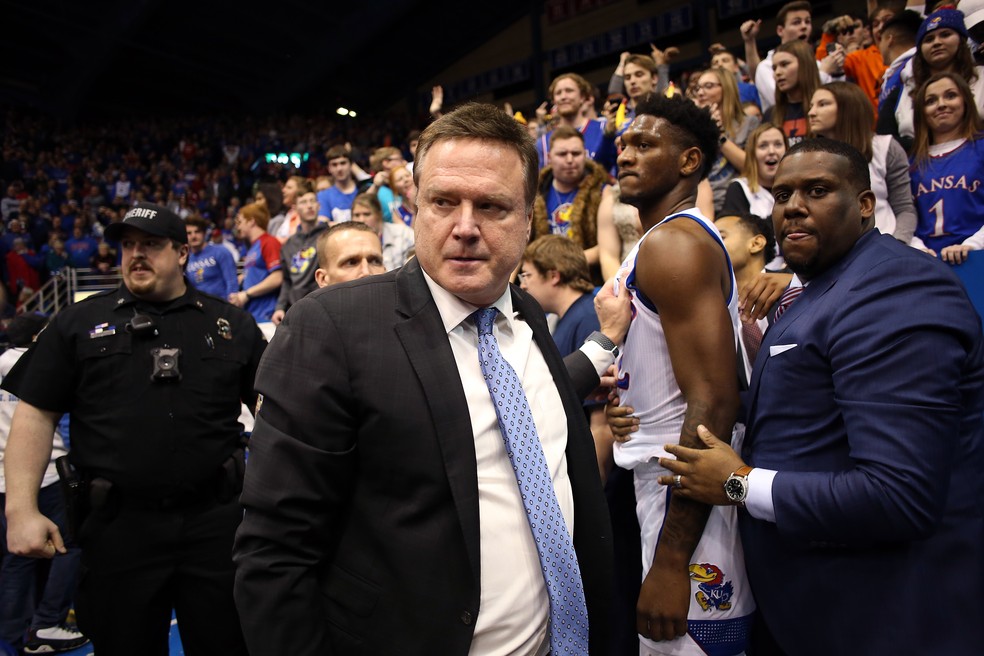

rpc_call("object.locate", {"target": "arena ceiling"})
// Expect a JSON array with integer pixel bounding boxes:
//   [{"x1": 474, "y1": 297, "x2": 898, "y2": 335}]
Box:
[{"x1": 1, "y1": 0, "x2": 535, "y2": 120}]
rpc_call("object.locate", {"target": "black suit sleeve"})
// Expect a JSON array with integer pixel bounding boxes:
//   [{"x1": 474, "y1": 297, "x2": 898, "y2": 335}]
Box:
[
  {"x1": 233, "y1": 297, "x2": 357, "y2": 655},
  {"x1": 564, "y1": 349, "x2": 602, "y2": 401}
]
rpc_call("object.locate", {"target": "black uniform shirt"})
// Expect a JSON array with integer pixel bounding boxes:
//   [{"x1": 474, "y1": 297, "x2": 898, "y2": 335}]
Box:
[{"x1": 3, "y1": 282, "x2": 266, "y2": 496}]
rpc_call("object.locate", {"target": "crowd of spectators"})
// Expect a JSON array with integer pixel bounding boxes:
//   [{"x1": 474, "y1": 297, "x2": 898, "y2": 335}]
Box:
[
  {"x1": 0, "y1": 110, "x2": 419, "y2": 314},
  {"x1": 1, "y1": 1, "x2": 981, "y2": 323},
  {"x1": 2, "y1": 0, "x2": 984, "y2": 653}
]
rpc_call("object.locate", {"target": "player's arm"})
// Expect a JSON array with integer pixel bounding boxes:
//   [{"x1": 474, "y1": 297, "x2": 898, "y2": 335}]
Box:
[
  {"x1": 4, "y1": 402, "x2": 66, "y2": 558},
  {"x1": 634, "y1": 224, "x2": 740, "y2": 641}
]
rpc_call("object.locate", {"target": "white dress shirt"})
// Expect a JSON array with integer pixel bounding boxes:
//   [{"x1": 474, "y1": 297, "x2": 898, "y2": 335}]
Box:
[
  {"x1": 423, "y1": 272, "x2": 574, "y2": 656},
  {"x1": 745, "y1": 275, "x2": 803, "y2": 522}
]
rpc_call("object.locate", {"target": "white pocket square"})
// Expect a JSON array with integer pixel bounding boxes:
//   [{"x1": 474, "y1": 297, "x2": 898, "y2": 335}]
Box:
[{"x1": 769, "y1": 344, "x2": 798, "y2": 357}]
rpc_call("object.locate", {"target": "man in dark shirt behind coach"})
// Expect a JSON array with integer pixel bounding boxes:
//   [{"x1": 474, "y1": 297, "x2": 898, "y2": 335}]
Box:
[{"x1": 2, "y1": 202, "x2": 265, "y2": 656}]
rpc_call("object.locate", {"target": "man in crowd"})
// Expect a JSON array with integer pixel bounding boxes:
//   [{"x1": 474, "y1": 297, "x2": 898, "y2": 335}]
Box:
[
  {"x1": 272, "y1": 181, "x2": 327, "y2": 324},
  {"x1": 185, "y1": 215, "x2": 237, "y2": 299},
  {"x1": 536, "y1": 72, "x2": 614, "y2": 169},
  {"x1": 316, "y1": 146, "x2": 360, "y2": 223},
  {"x1": 3, "y1": 202, "x2": 265, "y2": 656},
  {"x1": 269, "y1": 176, "x2": 304, "y2": 244},
  {"x1": 313, "y1": 221, "x2": 385, "y2": 288},
  {"x1": 657, "y1": 139, "x2": 984, "y2": 654},
  {"x1": 229, "y1": 201, "x2": 282, "y2": 327},
  {"x1": 841, "y1": 10, "x2": 890, "y2": 110},
  {"x1": 742, "y1": 1, "x2": 842, "y2": 111},
  {"x1": 714, "y1": 213, "x2": 776, "y2": 380},
  {"x1": 603, "y1": 54, "x2": 663, "y2": 137},
  {"x1": 876, "y1": 10, "x2": 920, "y2": 118},
  {"x1": 233, "y1": 103, "x2": 617, "y2": 655},
  {"x1": 531, "y1": 126, "x2": 610, "y2": 282},
  {"x1": 64, "y1": 226, "x2": 99, "y2": 269}
]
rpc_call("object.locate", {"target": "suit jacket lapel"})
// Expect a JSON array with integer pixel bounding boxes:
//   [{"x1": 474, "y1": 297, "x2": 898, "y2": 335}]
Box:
[
  {"x1": 393, "y1": 259, "x2": 481, "y2": 584},
  {"x1": 746, "y1": 231, "x2": 878, "y2": 443}
]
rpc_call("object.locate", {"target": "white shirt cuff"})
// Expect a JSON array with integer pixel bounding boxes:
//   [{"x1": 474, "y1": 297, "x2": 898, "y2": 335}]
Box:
[
  {"x1": 578, "y1": 340, "x2": 616, "y2": 378},
  {"x1": 745, "y1": 467, "x2": 778, "y2": 523}
]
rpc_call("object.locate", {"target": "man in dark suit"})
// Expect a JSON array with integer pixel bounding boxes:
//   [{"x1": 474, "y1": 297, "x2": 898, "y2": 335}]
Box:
[
  {"x1": 655, "y1": 139, "x2": 984, "y2": 654},
  {"x1": 233, "y1": 103, "x2": 616, "y2": 655}
]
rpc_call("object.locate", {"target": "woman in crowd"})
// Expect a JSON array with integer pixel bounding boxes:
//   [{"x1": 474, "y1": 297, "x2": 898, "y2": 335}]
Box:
[
  {"x1": 693, "y1": 67, "x2": 760, "y2": 212},
  {"x1": 808, "y1": 81, "x2": 917, "y2": 244},
  {"x1": 350, "y1": 193, "x2": 415, "y2": 271},
  {"x1": 878, "y1": 6, "x2": 984, "y2": 152},
  {"x1": 721, "y1": 123, "x2": 787, "y2": 220},
  {"x1": 909, "y1": 72, "x2": 984, "y2": 264},
  {"x1": 764, "y1": 39, "x2": 820, "y2": 146}
]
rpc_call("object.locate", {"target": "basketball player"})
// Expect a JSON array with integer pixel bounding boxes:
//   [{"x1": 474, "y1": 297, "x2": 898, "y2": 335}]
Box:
[{"x1": 611, "y1": 94, "x2": 752, "y2": 655}]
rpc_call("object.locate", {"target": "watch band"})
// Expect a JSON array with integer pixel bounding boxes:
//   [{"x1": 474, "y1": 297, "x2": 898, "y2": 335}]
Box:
[
  {"x1": 733, "y1": 465, "x2": 753, "y2": 478},
  {"x1": 586, "y1": 331, "x2": 619, "y2": 359}
]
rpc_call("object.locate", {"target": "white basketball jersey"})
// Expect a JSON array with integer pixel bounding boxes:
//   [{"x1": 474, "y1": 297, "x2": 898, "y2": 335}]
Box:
[
  {"x1": 612, "y1": 209, "x2": 752, "y2": 655},
  {"x1": 612, "y1": 208, "x2": 740, "y2": 469}
]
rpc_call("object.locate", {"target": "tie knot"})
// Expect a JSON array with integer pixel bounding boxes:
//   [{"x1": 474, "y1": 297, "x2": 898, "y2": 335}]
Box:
[{"x1": 473, "y1": 307, "x2": 498, "y2": 336}]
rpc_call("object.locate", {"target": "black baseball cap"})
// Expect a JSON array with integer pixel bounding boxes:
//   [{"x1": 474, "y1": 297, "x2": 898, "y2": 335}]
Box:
[{"x1": 104, "y1": 202, "x2": 187, "y2": 244}]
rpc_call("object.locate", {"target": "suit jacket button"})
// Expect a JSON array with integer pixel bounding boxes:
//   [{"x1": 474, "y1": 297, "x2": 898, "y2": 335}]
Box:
[{"x1": 460, "y1": 611, "x2": 473, "y2": 625}]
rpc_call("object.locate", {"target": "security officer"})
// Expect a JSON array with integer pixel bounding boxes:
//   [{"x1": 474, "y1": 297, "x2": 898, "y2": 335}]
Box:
[{"x1": 2, "y1": 202, "x2": 264, "y2": 656}]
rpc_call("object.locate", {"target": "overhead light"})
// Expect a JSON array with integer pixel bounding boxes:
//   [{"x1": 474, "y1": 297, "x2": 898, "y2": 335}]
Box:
[
  {"x1": 348, "y1": 110, "x2": 357, "y2": 117},
  {"x1": 336, "y1": 107, "x2": 349, "y2": 116}
]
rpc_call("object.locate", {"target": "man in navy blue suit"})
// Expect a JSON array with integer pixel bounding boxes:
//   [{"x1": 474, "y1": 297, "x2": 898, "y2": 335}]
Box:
[{"x1": 653, "y1": 139, "x2": 984, "y2": 654}]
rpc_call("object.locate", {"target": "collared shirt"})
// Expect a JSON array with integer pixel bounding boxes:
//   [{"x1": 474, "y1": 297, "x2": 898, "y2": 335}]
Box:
[
  {"x1": 422, "y1": 271, "x2": 571, "y2": 656},
  {"x1": 746, "y1": 274, "x2": 802, "y2": 522}
]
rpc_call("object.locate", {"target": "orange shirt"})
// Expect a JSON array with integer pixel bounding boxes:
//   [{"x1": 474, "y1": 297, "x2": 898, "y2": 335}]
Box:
[{"x1": 845, "y1": 45, "x2": 887, "y2": 116}]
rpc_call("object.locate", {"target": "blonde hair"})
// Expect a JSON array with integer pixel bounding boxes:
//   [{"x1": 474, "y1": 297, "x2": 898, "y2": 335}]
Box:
[
  {"x1": 703, "y1": 67, "x2": 745, "y2": 139},
  {"x1": 743, "y1": 124, "x2": 788, "y2": 194}
]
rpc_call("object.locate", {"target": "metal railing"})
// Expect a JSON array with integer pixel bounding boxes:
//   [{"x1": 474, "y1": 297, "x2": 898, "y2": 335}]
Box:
[{"x1": 19, "y1": 268, "x2": 122, "y2": 316}]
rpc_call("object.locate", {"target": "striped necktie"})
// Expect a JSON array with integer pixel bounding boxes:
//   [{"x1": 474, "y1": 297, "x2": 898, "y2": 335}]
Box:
[{"x1": 773, "y1": 284, "x2": 804, "y2": 323}]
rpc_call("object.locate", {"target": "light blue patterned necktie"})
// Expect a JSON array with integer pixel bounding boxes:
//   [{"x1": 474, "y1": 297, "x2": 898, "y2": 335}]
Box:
[{"x1": 473, "y1": 307, "x2": 589, "y2": 655}]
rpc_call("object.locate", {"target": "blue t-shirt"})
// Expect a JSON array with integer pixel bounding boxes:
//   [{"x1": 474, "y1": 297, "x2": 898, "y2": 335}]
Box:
[
  {"x1": 911, "y1": 139, "x2": 984, "y2": 252},
  {"x1": 738, "y1": 81, "x2": 760, "y2": 109},
  {"x1": 242, "y1": 233, "x2": 282, "y2": 323},
  {"x1": 376, "y1": 185, "x2": 395, "y2": 222},
  {"x1": 317, "y1": 186, "x2": 358, "y2": 223},
  {"x1": 64, "y1": 236, "x2": 99, "y2": 268},
  {"x1": 187, "y1": 243, "x2": 238, "y2": 298},
  {"x1": 535, "y1": 119, "x2": 617, "y2": 172},
  {"x1": 552, "y1": 292, "x2": 599, "y2": 357},
  {"x1": 552, "y1": 292, "x2": 602, "y2": 409},
  {"x1": 546, "y1": 186, "x2": 579, "y2": 238}
]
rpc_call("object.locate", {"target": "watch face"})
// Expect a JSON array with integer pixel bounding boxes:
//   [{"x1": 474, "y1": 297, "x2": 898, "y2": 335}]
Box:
[{"x1": 724, "y1": 476, "x2": 747, "y2": 502}]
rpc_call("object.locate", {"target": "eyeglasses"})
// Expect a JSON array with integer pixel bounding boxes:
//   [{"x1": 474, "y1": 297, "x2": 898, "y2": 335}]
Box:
[{"x1": 839, "y1": 25, "x2": 857, "y2": 36}]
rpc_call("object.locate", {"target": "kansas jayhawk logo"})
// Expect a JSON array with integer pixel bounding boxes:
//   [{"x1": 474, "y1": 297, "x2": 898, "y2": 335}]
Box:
[{"x1": 689, "y1": 563, "x2": 734, "y2": 612}]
